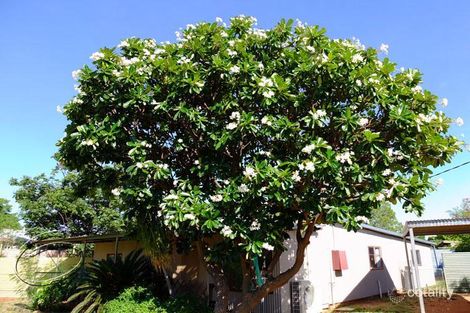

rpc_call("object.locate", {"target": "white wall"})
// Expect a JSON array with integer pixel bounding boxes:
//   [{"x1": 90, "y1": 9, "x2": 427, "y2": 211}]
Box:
[{"x1": 279, "y1": 224, "x2": 436, "y2": 313}]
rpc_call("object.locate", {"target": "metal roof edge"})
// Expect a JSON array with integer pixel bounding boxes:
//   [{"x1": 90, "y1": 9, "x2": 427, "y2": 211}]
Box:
[{"x1": 360, "y1": 224, "x2": 435, "y2": 246}]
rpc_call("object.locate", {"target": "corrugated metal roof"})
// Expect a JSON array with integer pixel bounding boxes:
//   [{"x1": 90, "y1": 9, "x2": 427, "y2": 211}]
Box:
[
  {"x1": 361, "y1": 224, "x2": 434, "y2": 246},
  {"x1": 404, "y1": 218, "x2": 470, "y2": 236},
  {"x1": 32, "y1": 233, "x2": 128, "y2": 245}
]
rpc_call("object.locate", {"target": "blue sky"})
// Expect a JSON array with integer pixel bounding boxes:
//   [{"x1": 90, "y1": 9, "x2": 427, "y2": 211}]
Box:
[{"x1": 0, "y1": 0, "x2": 469, "y2": 222}]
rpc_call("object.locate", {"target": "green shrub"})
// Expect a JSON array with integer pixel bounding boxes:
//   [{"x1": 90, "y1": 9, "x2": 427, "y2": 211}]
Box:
[
  {"x1": 29, "y1": 268, "x2": 85, "y2": 312},
  {"x1": 68, "y1": 249, "x2": 165, "y2": 313},
  {"x1": 103, "y1": 287, "x2": 212, "y2": 313},
  {"x1": 103, "y1": 286, "x2": 164, "y2": 313},
  {"x1": 163, "y1": 295, "x2": 212, "y2": 313}
]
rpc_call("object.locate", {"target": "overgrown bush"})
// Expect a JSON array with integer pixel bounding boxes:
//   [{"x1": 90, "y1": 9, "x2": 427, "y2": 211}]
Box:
[
  {"x1": 103, "y1": 286, "x2": 212, "y2": 313},
  {"x1": 69, "y1": 249, "x2": 167, "y2": 313},
  {"x1": 29, "y1": 268, "x2": 85, "y2": 312},
  {"x1": 103, "y1": 286, "x2": 163, "y2": 313},
  {"x1": 163, "y1": 295, "x2": 212, "y2": 313}
]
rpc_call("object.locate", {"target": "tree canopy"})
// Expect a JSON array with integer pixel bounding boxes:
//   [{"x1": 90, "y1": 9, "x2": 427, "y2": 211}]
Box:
[
  {"x1": 368, "y1": 202, "x2": 403, "y2": 233},
  {"x1": 10, "y1": 170, "x2": 125, "y2": 239},
  {"x1": 0, "y1": 198, "x2": 21, "y2": 231},
  {"x1": 56, "y1": 16, "x2": 461, "y2": 312},
  {"x1": 436, "y1": 198, "x2": 470, "y2": 252}
]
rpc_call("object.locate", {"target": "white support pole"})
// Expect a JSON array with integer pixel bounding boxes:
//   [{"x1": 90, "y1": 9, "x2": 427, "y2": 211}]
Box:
[
  {"x1": 409, "y1": 228, "x2": 425, "y2": 313},
  {"x1": 403, "y1": 237, "x2": 414, "y2": 289}
]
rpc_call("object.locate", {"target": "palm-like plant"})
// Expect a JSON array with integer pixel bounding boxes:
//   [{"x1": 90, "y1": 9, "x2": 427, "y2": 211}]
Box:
[
  {"x1": 68, "y1": 249, "x2": 160, "y2": 313},
  {"x1": 133, "y1": 218, "x2": 174, "y2": 297}
]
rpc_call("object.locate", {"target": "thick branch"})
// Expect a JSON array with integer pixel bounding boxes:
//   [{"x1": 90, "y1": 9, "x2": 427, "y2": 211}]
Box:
[{"x1": 235, "y1": 213, "x2": 322, "y2": 313}]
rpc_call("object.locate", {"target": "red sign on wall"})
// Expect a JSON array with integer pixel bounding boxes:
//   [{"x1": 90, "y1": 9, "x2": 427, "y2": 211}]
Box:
[{"x1": 332, "y1": 250, "x2": 348, "y2": 271}]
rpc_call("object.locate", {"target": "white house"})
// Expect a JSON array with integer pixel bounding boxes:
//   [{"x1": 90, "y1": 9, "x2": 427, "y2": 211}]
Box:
[
  {"x1": 10, "y1": 224, "x2": 437, "y2": 312},
  {"x1": 277, "y1": 224, "x2": 436, "y2": 313}
]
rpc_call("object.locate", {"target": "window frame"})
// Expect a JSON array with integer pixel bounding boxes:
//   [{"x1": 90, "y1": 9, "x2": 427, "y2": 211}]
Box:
[
  {"x1": 415, "y1": 249, "x2": 422, "y2": 266},
  {"x1": 368, "y1": 246, "x2": 383, "y2": 270}
]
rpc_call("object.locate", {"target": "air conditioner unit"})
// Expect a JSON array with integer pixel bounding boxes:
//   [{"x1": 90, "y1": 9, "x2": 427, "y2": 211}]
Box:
[{"x1": 290, "y1": 280, "x2": 314, "y2": 313}]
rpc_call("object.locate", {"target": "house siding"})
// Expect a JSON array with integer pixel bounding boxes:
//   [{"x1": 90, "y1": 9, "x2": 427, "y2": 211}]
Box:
[{"x1": 279, "y1": 224, "x2": 436, "y2": 313}]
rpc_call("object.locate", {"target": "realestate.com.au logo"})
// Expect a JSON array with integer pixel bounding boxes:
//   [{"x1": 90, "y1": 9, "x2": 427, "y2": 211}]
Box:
[{"x1": 388, "y1": 288, "x2": 452, "y2": 304}]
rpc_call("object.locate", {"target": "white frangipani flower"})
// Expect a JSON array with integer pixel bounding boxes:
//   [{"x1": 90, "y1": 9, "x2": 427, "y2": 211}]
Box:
[
  {"x1": 336, "y1": 151, "x2": 354, "y2": 165},
  {"x1": 302, "y1": 144, "x2": 316, "y2": 154},
  {"x1": 292, "y1": 171, "x2": 301, "y2": 182},
  {"x1": 351, "y1": 54, "x2": 364, "y2": 64},
  {"x1": 250, "y1": 220, "x2": 260, "y2": 231},
  {"x1": 262, "y1": 242, "x2": 274, "y2": 251},
  {"x1": 56, "y1": 105, "x2": 63, "y2": 113},
  {"x1": 306, "y1": 46, "x2": 315, "y2": 53},
  {"x1": 72, "y1": 69, "x2": 82, "y2": 80},
  {"x1": 210, "y1": 194, "x2": 223, "y2": 202},
  {"x1": 227, "y1": 49, "x2": 237, "y2": 57},
  {"x1": 441, "y1": 98, "x2": 448, "y2": 107},
  {"x1": 411, "y1": 85, "x2": 423, "y2": 94},
  {"x1": 263, "y1": 90, "x2": 275, "y2": 98},
  {"x1": 215, "y1": 17, "x2": 223, "y2": 23},
  {"x1": 258, "y1": 76, "x2": 273, "y2": 88},
  {"x1": 455, "y1": 117, "x2": 464, "y2": 127},
  {"x1": 221, "y1": 225, "x2": 234, "y2": 237},
  {"x1": 376, "y1": 193, "x2": 385, "y2": 201},
  {"x1": 226, "y1": 122, "x2": 238, "y2": 130},
  {"x1": 90, "y1": 51, "x2": 105, "y2": 61},
  {"x1": 177, "y1": 56, "x2": 191, "y2": 65},
  {"x1": 261, "y1": 116, "x2": 272, "y2": 126},
  {"x1": 82, "y1": 139, "x2": 96, "y2": 146},
  {"x1": 304, "y1": 161, "x2": 315, "y2": 172},
  {"x1": 243, "y1": 166, "x2": 256, "y2": 179},
  {"x1": 358, "y1": 118, "x2": 369, "y2": 127},
  {"x1": 118, "y1": 40, "x2": 130, "y2": 48},
  {"x1": 311, "y1": 109, "x2": 327, "y2": 120},
  {"x1": 230, "y1": 111, "x2": 241, "y2": 121},
  {"x1": 355, "y1": 216, "x2": 370, "y2": 224},
  {"x1": 111, "y1": 188, "x2": 121, "y2": 196},
  {"x1": 379, "y1": 43, "x2": 389, "y2": 54},
  {"x1": 238, "y1": 184, "x2": 250, "y2": 193},
  {"x1": 164, "y1": 194, "x2": 179, "y2": 201},
  {"x1": 382, "y1": 169, "x2": 392, "y2": 176},
  {"x1": 184, "y1": 213, "x2": 196, "y2": 221},
  {"x1": 229, "y1": 65, "x2": 240, "y2": 74}
]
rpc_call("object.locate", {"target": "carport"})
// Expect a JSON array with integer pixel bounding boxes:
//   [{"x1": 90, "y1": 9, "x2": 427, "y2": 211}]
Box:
[{"x1": 403, "y1": 218, "x2": 470, "y2": 313}]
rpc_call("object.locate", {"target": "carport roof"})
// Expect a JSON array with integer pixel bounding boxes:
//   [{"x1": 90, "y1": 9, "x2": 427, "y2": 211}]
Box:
[
  {"x1": 32, "y1": 233, "x2": 128, "y2": 245},
  {"x1": 404, "y1": 218, "x2": 470, "y2": 236}
]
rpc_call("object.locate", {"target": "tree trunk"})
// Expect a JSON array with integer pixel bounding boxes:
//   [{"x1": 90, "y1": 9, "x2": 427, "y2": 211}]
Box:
[
  {"x1": 208, "y1": 263, "x2": 230, "y2": 313},
  {"x1": 233, "y1": 218, "x2": 319, "y2": 313},
  {"x1": 195, "y1": 241, "x2": 229, "y2": 312}
]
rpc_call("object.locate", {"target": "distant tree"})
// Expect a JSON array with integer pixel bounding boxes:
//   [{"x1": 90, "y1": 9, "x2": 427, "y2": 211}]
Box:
[
  {"x1": 56, "y1": 16, "x2": 461, "y2": 312},
  {"x1": 447, "y1": 197, "x2": 470, "y2": 218},
  {"x1": 0, "y1": 198, "x2": 21, "y2": 231},
  {"x1": 10, "y1": 169, "x2": 125, "y2": 239},
  {"x1": 368, "y1": 203, "x2": 403, "y2": 232},
  {"x1": 441, "y1": 198, "x2": 470, "y2": 251}
]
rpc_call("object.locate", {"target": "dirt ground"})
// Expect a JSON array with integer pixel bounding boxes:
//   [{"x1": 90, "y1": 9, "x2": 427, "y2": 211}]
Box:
[
  {"x1": 327, "y1": 293, "x2": 470, "y2": 313},
  {"x1": 0, "y1": 298, "x2": 35, "y2": 313}
]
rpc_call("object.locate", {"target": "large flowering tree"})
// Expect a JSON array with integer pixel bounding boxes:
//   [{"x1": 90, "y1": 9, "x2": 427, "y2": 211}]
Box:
[{"x1": 57, "y1": 16, "x2": 461, "y2": 312}]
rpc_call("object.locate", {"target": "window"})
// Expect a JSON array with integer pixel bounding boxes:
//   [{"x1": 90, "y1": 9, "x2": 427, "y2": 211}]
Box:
[
  {"x1": 416, "y1": 250, "x2": 422, "y2": 266},
  {"x1": 106, "y1": 253, "x2": 122, "y2": 262},
  {"x1": 368, "y1": 246, "x2": 383, "y2": 269}
]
